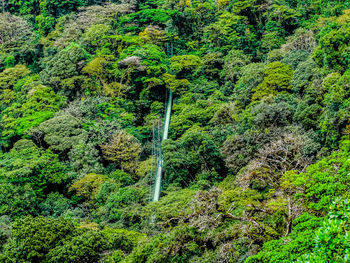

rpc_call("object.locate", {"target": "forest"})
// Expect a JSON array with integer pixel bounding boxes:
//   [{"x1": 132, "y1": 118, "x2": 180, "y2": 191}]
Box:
[{"x1": 0, "y1": 0, "x2": 350, "y2": 262}]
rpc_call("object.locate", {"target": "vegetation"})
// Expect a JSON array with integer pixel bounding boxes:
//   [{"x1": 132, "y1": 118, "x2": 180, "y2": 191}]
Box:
[{"x1": 1, "y1": 0, "x2": 350, "y2": 262}]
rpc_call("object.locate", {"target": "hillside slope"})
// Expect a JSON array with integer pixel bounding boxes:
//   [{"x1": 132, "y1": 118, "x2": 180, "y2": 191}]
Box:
[{"x1": 0, "y1": 0, "x2": 350, "y2": 262}]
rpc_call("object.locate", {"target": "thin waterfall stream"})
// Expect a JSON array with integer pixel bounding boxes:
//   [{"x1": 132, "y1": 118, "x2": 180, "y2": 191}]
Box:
[{"x1": 152, "y1": 89, "x2": 173, "y2": 202}]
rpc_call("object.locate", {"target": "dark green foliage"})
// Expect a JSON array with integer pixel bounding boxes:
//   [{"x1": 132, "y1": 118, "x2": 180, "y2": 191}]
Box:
[
  {"x1": 0, "y1": 183, "x2": 38, "y2": 218},
  {"x1": 163, "y1": 128, "x2": 226, "y2": 187},
  {"x1": 40, "y1": 43, "x2": 91, "y2": 92},
  {"x1": 46, "y1": 230, "x2": 110, "y2": 263},
  {"x1": 281, "y1": 50, "x2": 309, "y2": 69},
  {"x1": 0, "y1": 216, "x2": 11, "y2": 251},
  {"x1": 34, "y1": 113, "x2": 88, "y2": 153},
  {"x1": 0, "y1": 139, "x2": 67, "y2": 202},
  {"x1": 1, "y1": 216, "x2": 75, "y2": 262},
  {"x1": 39, "y1": 192, "x2": 73, "y2": 217},
  {"x1": 233, "y1": 63, "x2": 265, "y2": 107},
  {"x1": 291, "y1": 58, "x2": 319, "y2": 94}
]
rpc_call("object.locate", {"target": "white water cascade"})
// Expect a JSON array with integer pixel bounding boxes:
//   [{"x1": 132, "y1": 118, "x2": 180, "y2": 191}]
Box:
[{"x1": 152, "y1": 89, "x2": 173, "y2": 202}]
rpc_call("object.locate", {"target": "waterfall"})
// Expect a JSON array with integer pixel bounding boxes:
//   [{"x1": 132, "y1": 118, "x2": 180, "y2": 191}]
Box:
[{"x1": 152, "y1": 89, "x2": 173, "y2": 202}]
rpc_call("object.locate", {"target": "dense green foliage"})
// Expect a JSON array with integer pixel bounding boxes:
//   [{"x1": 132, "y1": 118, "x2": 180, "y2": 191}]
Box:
[{"x1": 1, "y1": 0, "x2": 350, "y2": 262}]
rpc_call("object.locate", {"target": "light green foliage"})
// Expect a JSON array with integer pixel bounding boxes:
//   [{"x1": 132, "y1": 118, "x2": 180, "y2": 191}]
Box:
[
  {"x1": 101, "y1": 185, "x2": 147, "y2": 224},
  {"x1": 82, "y1": 56, "x2": 109, "y2": 87},
  {"x1": 260, "y1": 31, "x2": 285, "y2": 54},
  {"x1": 252, "y1": 61, "x2": 293, "y2": 100},
  {"x1": 4, "y1": 55, "x2": 15, "y2": 68},
  {"x1": 122, "y1": 225, "x2": 203, "y2": 263},
  {"x1": 203, "y1": 12, "x2": 249, "y2": 52},
  {"x1": 170, "y1": 94, "x2": 219, "y2": 137},
  {"x1": 36, "y1": 15, "x2": 55, "y2": 36},
  {"x1": 69, "y1": 173, "x2": 110, "y2": 201},
  {"x1": 169, "y1": 55, "x2": 202, "y2": 77},
  {"x1": 245, "y1": 213, "x2": 323, "y2": 263},
  {"x1": 82, "y1": 24, "x2": 112, "y2": 50},
  {"x1": 0, "y1": 13, "x2": 36, "y2": 56},
  {"x1": 0, "y1": 64, "x2": 30, "y2": 89},
  {"x1": 110, "y1": 169, "x2": 135, "y2": 187},
  {"x1": 142, "y1": 188, "x2": 196, "y2": 224},
  {"x1": 314, "y1": 22, "x2": 350, "y2": 72},
  {"x1": 102, "y1": 227, "x2": 147, "y2": 253},
  {"x1": 120, "y1": 43, "x2": 168, "y2": 77},
  {"x1": 95, "y1": 180, "x2": 119, "y2": 206},
  {"x1": 296, "y1": 199, "x2": 350, "y2": 262},
  {"x1": 102, "y1": 130, "x2": 142, "y2": 173},
  {"x1": 200, "y1": 52, "x2": 224, "y2": 81},
  {"x1": 222, "y1": 49, "x2": 251, "y2": 82},
  {"x1": 293, "y1": 147, "x2": 350, "y2": 212},
  {"x1": 319, "y1": 70, "x2": 350, "y2": 145},
  {"x1": 163, "y1": 73, "x2": 190, "y2": 94},
  {"x1": 246, "y1": 197, "x2": 350, "y2": 263},
  {"x1": 120, "y1": 9, "x2": 175, "y2": 30},
  {"x1": 1, "y1": 85, "x2": 65, "y2": 144}
]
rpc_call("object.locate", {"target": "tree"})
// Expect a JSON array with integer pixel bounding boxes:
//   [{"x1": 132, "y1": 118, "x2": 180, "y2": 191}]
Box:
[
  {"x1": 1, "y1": 84, "x2": 65, "y2": 145},
  {"x1": 47, "y1": 3, "x2": 130, "y2": 50},
  {"x1": 238, "y1": 132, "x2": 312, "y2": 190},
  {"x1": 46, "y1": 230, "x2": 108, "y2": 263},
  {"x1": 0, "y1": 139, "x2": 67, "y2": 200},
  {"x1": 0, "y1": 64, "x2": 30, "y2": 90},
  {"x1": 1, "y1": 216, "x2": 75, "y2": 262},
  {"x1": 38, "y1": 192, "x2": 73, "y2": 217},
  {"x1": 102, "y1": 227, "x2": 146, "y2": 254},
  {"x1": 314, "y1": 23, "x2": 350, "y2": 72},
  {"x1": 0, "y1": 182, "x2": 38, "y2": 218},
  {"x1": 69, "y1": 173, "x2": 110, "y2": 201},
  {"x1": 203, "y1": 12, "x2": 249, "y2": 53},
  {"x1": 296, "y1": 199, "x2": 350, "y2": 262},
  {"x1": 163, "y1": 128, "x2": 226, "y2": 187},
  {"x1": 281, "y1": 49, "x2": 309, "y2": 69},
  {"x1": 0, "y1": 0, "x2": 8, "y2": 12},
  {"x1": 40, "y1": 43, "x2": 91, "y2": 92},
  {"x1": 233, "y1": 63, "x2": 265, "y2": 107},
  {"x1": 291, "y1": 58, "x2": 319, "y2": 94},
  {"x1": 33, "y1": 113, "x2": 88, "y2": 153},
  {"x1": 102, "y1": 130, "x2": 142, "y2": 173},
  {"x1": 252, "y1": 62, "x2": 293, "y2": 101},
  {"x1": 170, "y1": 55, "x2": 202, "y2": 78},
  {"x1": 318, "y1": 70, "x2": 350, "y2": 147},
  {"x1": 0, "y1": 13, "x2": 35, "y2": 55},
  {"x1": 221, "y1": 49, "x2": 251, "y2": 83}
]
